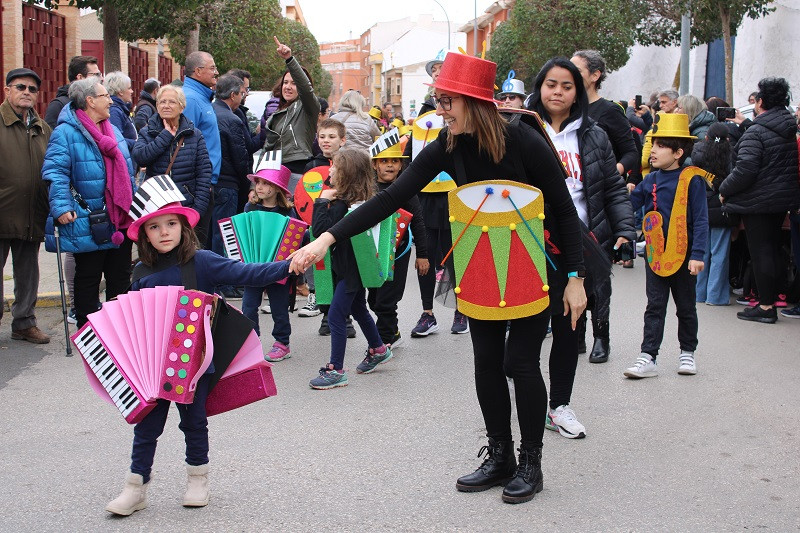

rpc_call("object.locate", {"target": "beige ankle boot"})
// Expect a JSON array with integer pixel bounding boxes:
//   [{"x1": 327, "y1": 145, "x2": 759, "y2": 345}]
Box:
[
  {"x1": 105, "y1": 472, "x2": 149, "y2": 516},
  {"x1": 183, "y1": 463, "x2": 210, "y2": 507}
]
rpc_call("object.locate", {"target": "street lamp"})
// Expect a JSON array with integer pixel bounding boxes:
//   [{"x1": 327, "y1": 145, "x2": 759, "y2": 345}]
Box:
[{"x1": 431, "y1": 0, "x2": 451, "y2": 50}]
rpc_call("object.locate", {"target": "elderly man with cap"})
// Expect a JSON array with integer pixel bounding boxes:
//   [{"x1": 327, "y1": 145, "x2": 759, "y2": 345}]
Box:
[
  {"x1": 497, "y1": 71, "x2": 526, "y2": 109},
  {"x1": 0, "y1": 68, "x2": 52, "y2": 343}
]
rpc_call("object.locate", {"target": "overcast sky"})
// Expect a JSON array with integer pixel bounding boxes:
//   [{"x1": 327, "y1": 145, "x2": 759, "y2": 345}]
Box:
[{"x1": 299, "y1": 0, "x2": 495, "y2": 44}]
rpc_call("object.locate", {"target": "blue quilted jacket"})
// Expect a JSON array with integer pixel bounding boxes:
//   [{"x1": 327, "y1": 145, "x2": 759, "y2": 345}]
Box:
[
  {"x1": 132, "y1": 112, "x2": 212, "y2": 216},
  {"x1": 42, "y1": 104, "x2": 135, "y2": 253}
]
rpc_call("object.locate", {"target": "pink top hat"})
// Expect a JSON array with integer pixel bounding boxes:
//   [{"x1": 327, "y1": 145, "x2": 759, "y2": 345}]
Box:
[
  {"x1": 126, "y1": 175, "x2": 200, "y2": 241},
  {"x1": 247, "y1": 165, "x2": 292, "y2": 196}
]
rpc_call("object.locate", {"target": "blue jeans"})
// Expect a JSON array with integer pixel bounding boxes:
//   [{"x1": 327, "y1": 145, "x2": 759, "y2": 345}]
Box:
[
  {"x1": 328, "y1": 281, "x2": 383, "y2": 370},
  {"x1": 210, "y1": 186, "x2": 239, "y2": 259},
  {"x1": 241, "y1": 283, "x2": 291, "y2": 345},
  {"x1": 130, "y1": 375, "x2": 211, "y2": 484},
  {"x1": 696, "y1": 226, "x2": 732, "y2": 305}
]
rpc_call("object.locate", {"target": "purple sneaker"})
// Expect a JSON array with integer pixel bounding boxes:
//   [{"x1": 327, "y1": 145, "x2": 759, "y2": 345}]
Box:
[{"x1": 411, "y1": 313, "x2": 439, "y2": 337}]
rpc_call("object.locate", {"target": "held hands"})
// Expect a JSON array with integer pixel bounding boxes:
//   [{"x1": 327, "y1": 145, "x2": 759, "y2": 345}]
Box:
[
  {"x1": 688, "y1": 260, "x2": 704, "y2": 276},
  {"x1": 57, "y1": 211, "x2": 77, "y2": 225},
  {"x1": 415, "y1": 258, "x2": 430, "y2": 276},
  {"x1": 274, "y1": 36, "x2": 292, "y2": 60},
  {"x1": 288, "y1": 232, "x2": 335, "y2": 274},
  {"x1": 563, "y1": 277, "x2": 587, "y2": 330},
  {"x1": 626, "y1": 182, "x2": 636, "y2": 193}
]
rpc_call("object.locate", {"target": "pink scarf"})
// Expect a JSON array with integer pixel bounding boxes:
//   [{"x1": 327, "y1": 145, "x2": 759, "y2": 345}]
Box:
[{"x1": 75, "y1": 108, "x2": 133, "y2": 239}]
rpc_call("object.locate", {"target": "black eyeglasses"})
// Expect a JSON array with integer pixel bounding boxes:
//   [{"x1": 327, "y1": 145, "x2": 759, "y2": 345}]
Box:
[
  {"x1": 9, "y1": 83, "x2": 38, "y2": 93},
  {"x1": 434, "y1": 95, "x2": 460, "y2": 111}
]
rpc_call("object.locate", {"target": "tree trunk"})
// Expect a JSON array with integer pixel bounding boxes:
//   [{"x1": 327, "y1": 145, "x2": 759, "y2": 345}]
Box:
[
  {"x1": 719, "y1": 3, "x2": 734, "y2": 105},
  {"x1": 185, "y1": 23, "x2": 200, "y2": 58},
  {"x1": 103, "y1": 3, "x2": 122, "y2": 72}
]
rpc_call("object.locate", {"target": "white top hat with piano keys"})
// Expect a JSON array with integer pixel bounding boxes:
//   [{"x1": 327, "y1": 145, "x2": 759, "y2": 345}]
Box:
[{"x1": 126, "y1": 174, "x2": 200, "y2": 241}]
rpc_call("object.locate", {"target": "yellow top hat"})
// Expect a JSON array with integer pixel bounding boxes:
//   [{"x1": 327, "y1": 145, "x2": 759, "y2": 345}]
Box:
[
  {"x1": 372, "y1": 143, "x2": 408, "y2": 159},
  {"x1": 368, "y1": 106, "x2": 382, "y2": 120},
  {"x1": 650, "y1": 112, "x2": 696, "y2": 139},
  {"x1": 391, "y1": 118, "x2": 404, "y2": 128},
  {"x1": 398, "y1": 125, "x2": 411, "y2": 136}
]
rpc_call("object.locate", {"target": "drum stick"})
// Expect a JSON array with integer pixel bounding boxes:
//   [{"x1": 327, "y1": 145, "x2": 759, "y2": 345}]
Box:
[
  {"x1": 502, "y1": 189, "x2": 557, "y2": 270},
  {"x1": 441, "y1": 187, "x2": 494, "y2": 266}
]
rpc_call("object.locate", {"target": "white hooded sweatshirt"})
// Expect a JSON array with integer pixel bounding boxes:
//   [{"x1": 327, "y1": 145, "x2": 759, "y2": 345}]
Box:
[{"x1": 543, "y1": 117, "x2": 589, "y2": 226}]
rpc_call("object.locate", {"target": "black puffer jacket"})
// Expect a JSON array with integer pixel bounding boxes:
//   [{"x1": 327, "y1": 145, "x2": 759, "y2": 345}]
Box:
[
  {"x1": 133, "y1": 91, "x2": 157, "y2": 132},
  {"x1": 577, "y1": 120, "x2": 637, "y2": 253},
  {"x1": 720, "y1": 107, "x2": 800, "y2": 214},
  {"x1": 132, "y1": 112, "x2": 212, "y2": 216}
]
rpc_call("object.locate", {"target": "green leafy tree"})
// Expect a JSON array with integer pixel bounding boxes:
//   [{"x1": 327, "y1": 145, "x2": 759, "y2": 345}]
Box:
[
  {"x1": 487, "y1": 0, "x2": 643, "y2": 90},
  {"x1": 634, "y1": 0, "x2": 774, "y2": 103}
]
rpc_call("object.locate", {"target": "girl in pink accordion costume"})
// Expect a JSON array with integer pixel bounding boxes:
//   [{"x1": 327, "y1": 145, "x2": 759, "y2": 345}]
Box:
[
  {"x1": 105, "y1": 175, "x2": 289, "y2": 516},
  {"x1": 241, "y1": 164, "x2": 298, "y2": 362}
]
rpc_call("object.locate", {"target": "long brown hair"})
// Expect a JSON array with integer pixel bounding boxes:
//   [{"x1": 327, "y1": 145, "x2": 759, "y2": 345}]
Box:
[
  {"x1": 332, "y1": 149, "x2": 376, "y2": 206},
  {"x1": 271, "y1": 66, "x2": 314, "y2": 111},
  {"x1": 445, "y1": 97, "x2": 507, "y2": 164},
  {"x1": 136, "y1": 214, "x2": 198, "y2": 266},
  {"x1": 249, "y1": 178, "x2": 293, "y2": 210}
]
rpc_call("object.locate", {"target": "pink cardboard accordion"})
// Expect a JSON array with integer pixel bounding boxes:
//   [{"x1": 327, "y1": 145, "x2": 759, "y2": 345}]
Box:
[{"x1": 73, "y1": 286, "x2": 277, "y2": 423}]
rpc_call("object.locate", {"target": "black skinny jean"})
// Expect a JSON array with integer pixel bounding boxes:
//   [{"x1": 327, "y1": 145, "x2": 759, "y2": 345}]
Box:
[
  {"x1": 743, "y1": 213, "x2": 787, "y2": 306},
  {"x1": 470, "y1": 313, "x2": 549, "y2": 448}
]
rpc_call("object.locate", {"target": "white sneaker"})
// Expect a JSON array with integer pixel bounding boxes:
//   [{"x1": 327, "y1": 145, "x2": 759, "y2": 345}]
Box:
[
  {"x1": 298, "y1": 293, "x2": 321, "y2": 317},
  {"x1": 678, "y1": 351, "x2": 697, "y2": 375},
  {"x1": 624, "y1": 353, "x2": 658, "y2": 379},
  {"x1": 547, "y1": 405, "x2": 586, "y2": 439},
  {"x1": 260, "y1": 304, "x2": 271, "y2": 314}
]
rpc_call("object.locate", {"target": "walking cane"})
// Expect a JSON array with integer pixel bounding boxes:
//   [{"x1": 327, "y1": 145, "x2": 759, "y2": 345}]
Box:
[{"x1": 54, "y1": 225, "x2": 73, "y2": 357}]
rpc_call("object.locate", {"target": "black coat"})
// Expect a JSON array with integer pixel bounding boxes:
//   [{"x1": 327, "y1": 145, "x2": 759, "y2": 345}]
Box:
[
  {"x1": 577, "y1": 120, "x2": 637, "y2": 252},
  {"x1": 690, "y1": 140, "x2": 737, "y2": 227},
  {"x1": 133, "y1": 91, "x2": 157, "y2": 132},
  {"x1": 213, "y1": 99, "x2": 251, "y2": 190},
  {"x1": 588, "y1": 98, "x2": 639, "y2": 175},
  {"x1": 132, "y1": 112, "x2": 212, "y2": 216},
  {"x1": 719, "y1": 107, "x2": 800, "y2": 215}
]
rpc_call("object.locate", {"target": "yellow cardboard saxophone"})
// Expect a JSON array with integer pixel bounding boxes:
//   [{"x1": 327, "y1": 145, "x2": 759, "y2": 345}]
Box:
[{"x1": 642, "y1": 165, "x2": 714, "y2": 277}]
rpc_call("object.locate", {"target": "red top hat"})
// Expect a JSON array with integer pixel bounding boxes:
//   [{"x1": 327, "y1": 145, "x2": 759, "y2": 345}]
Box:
[{"x1": 426, "y1": 52, "x2": 498, "y2": 103}]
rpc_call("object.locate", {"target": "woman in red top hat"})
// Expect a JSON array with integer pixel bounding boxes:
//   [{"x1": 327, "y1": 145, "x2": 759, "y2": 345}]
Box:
[{"x1": 289, "y1": 52, "x2": 587, "y2": 504}]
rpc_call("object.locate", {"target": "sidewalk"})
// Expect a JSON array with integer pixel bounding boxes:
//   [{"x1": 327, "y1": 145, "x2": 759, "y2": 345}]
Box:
[{"x1": 2, "y1": 244, "x2": 73, "y2": 312}]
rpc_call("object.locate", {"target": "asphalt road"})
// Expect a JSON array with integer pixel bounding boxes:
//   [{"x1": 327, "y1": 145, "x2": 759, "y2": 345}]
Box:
[{"x1": 1, "y1": 260, "x2": 799, "y2": 532}]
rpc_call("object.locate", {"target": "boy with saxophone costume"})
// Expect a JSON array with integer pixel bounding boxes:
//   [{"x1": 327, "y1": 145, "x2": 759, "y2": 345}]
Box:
[{"x1": 624, "y1": 113, "x2": 708, "y2": 379}]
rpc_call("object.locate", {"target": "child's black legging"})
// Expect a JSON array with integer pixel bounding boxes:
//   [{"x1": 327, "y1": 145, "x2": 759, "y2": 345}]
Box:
[{"x1": 469, "y1": 313, "x2": 549, "y2": 448}]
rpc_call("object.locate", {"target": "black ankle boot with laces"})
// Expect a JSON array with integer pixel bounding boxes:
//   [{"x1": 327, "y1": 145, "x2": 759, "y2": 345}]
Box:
[
  {"x1": 456, "y1": 438, "x2": 516, "y2": 492},
  {"x1": 502, "y1": 446, "x2": 543, "y2": 503}
]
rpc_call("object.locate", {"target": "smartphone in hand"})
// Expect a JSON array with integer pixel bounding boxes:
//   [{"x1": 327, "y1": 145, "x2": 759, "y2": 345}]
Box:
[{"x1": 635, "y1": 94, "x2": 642, "y2": 108}]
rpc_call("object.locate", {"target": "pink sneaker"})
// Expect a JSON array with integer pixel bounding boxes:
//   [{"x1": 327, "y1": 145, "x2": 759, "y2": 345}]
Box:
[{"x1": 264, "y1": 341, "x2": 291, "y2": 362}]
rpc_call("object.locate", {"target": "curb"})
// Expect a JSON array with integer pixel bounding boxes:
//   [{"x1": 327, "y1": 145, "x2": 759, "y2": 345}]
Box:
[{"x1": 3, "y1": 292, "x2": 65, "y2": 312}]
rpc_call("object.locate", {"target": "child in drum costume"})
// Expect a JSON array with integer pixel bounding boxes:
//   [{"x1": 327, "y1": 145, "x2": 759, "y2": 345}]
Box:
[
  {"x1": 290, "y1": 53, "x2": 587, "y2": 504},
  {"x1": 105, "y1": 175, "x2": 289, "y2": 516}
]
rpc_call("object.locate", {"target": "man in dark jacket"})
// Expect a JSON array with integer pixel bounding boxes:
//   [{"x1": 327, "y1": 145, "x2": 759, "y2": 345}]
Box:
[
  {"x1": 210, "y1": 75, "x2": 249, "y2": 266},
  {"x1": 1, "y1": 68, "x2": 52, "y2": 343},
  {"x1": 133, "y1": 77, "x2": 160, "y2": 132},
  {"x1": 43, "y1": 56, "x2": 101, "y2": 129}
]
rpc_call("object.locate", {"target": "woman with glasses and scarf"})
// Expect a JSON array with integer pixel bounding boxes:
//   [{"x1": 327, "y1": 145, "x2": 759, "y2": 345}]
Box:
[
  {"x1": 289, "y1": 53, "x2": 586, "y2": 505},
  {"x1": 42, "y1": 78, "x2": 135, "y2": 328}
]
